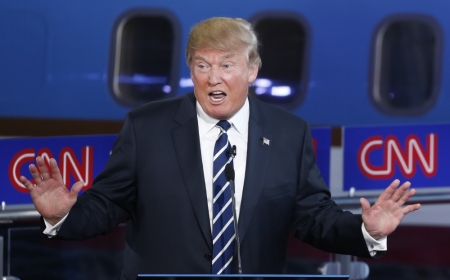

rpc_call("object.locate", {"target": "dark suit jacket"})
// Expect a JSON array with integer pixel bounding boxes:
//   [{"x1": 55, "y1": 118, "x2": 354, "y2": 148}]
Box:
[{"x1": 57, "y1": 93, "x2": 371, "y2": 279}]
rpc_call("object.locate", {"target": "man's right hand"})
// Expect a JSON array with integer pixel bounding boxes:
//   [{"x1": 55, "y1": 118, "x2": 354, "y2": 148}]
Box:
[{"x1": 19, "y1": 156, "x2": 83, "y2": 225}]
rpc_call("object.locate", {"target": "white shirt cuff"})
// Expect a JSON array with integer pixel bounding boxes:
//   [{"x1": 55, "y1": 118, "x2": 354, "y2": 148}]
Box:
[
  {"x1": 43, "y1": 213, "x2": 69, "y2": 238},
  {"x1": 362, "y1": 223, "x2": 387, "y2": 257}
]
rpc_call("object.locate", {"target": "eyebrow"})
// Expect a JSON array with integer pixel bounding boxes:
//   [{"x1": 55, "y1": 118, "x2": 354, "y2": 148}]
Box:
[
  {"x1": 223, "y1": 53, "x2": 237, "y2": 59},
  {"x1": 193, "y1": 52, "x2": 237, "y2": 62}
]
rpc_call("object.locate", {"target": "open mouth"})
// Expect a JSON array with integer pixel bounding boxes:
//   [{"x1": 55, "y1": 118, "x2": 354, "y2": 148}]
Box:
[{"x1": 208, "y1": 91, "x2": 227, "y2": 102}]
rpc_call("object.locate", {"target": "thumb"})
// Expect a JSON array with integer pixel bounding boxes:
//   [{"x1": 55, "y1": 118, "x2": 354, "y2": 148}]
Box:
[
  {"x1": 70, "y1": 181, "x2": 84, "y2": 198},
  {"x1": 360, "y1": 197, "x2": 371, "y2": 214}
]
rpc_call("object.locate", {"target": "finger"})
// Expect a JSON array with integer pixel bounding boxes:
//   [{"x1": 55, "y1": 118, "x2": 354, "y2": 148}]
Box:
[
  {"x1": 378, "y1": 179, "x2": 400, "y2": 201},
  {"x1": 49, "y1": 158, "x2": 64, "y2": 184},
  {"x1": 29, "y1": 164, "x2": 43, "y2": 184},
  {"x1": 402, "y1": 203, "x2": 421, "y2": 214},
  {"x1": 391, "y1": 181, "x2": 411, "y2": 202},
  {"x1": 36, "y1": 156, "x2": 51, "y2": 180},
  {"x1": 69, "y1": 181, "x2": 84, "y2": 199},
  {"x1": 19, "y1": 176, "x2": 35, "y2": 192},
  {"x1": 397, "y1": 188, "x2": 416, "y2": 206},
  {"x1": 360, "y1": 197, "x2": 371, "y2": 213}
]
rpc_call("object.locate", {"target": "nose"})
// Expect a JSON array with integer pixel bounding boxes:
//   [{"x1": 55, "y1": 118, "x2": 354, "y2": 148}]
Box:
[{"x1": 208, "y1": 67, "x2": 222, "y2": 86}]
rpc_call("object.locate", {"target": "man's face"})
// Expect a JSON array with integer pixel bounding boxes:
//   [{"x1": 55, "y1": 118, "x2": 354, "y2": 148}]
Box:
[{"x1": 190, "y1": 48, "x2": 258, "y2": 120}]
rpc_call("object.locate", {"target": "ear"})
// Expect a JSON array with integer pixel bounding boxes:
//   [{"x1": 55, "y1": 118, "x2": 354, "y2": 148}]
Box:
[
  {"x1": 247, "y1": 63, "x2": 259, "y2": 84},
  {"x1": 188, "y1": 63, "x2": 193, "y2": 77}
]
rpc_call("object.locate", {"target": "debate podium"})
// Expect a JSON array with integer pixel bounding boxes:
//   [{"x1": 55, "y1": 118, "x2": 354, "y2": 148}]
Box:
[{"x1": 137, "y1": 274, "x2": 349, "y2": 280}]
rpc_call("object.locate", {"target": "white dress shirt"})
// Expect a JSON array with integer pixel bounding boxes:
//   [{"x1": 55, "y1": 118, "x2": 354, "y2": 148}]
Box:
[{"x1": 196, "y1": 98, "x2": 249, "y2": 230}]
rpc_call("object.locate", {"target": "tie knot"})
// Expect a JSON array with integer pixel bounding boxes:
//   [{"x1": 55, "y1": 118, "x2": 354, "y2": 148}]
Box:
[{"x1": 216, "y1": 120, "x2": 231, "y2": 132}]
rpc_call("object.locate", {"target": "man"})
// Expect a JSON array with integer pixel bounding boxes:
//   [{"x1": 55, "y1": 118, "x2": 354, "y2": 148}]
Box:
[{"x1": 20, "y1": 17, "x2": 420, "y2": 279}]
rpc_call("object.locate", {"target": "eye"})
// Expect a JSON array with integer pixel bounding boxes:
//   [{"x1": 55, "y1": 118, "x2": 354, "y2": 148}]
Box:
[
  {"x1": 196, "y1": 63, "x2": 209, "y2": 71},
  {"x1": 222, "y1": 63, "x2": 233, "y2": 69}
]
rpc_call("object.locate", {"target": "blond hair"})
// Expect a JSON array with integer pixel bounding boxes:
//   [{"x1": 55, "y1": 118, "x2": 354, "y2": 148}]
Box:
[{"x1": 186, "y1": 17, "x2": 261, "y2": 68}]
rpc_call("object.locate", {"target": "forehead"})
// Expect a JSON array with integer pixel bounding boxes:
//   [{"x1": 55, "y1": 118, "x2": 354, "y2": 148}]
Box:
[{"x1": 192, "y1": 48, "x2": 245, "y2": 61}]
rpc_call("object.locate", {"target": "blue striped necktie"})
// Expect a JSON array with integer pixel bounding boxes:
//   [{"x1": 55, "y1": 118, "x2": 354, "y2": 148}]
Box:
[{"x1": 212, "y1": 120, "x2": 235, "y2": 274}]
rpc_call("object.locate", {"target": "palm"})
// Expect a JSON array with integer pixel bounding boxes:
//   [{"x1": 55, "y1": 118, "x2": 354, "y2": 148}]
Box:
[
  {"x1": 361, "y1": 180, "x2": 421, "y2": 240},
  {"x1": 29, "y1": 177, "x2": 73, "y2": 218},
  {"x1": 20, "y1": 157, "x2": 83, "y2": 225}
]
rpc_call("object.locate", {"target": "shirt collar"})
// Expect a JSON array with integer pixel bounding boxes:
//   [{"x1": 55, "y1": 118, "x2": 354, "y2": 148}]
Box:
[{"x1": 196, "y1": 98, "x2": 249, "y2": 136}]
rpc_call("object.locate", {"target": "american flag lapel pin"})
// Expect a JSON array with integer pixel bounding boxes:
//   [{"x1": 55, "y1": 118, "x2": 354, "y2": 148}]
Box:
[{"x1": 262, "y1": 137, "x2": 270, "y2": 146}]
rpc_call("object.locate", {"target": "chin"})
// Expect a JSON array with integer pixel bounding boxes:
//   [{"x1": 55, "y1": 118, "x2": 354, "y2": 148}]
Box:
[{"x1": 206, "y1": 107, "x2": 231, "y2": 120}]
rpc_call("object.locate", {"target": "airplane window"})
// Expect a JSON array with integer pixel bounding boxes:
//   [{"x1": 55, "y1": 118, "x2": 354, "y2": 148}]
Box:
[
  {"x1": 250, "y1": 14, "x2": 310, "y2": 110},
  {"x1": 371, "y1": 16, "x2": 442, "y2": 115},
  {"x1": 110, "y1": 11, "x2": 180, "y2": 106}
]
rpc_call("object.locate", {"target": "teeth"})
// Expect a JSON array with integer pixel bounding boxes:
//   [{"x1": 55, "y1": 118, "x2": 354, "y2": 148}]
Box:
[
  {"x1": 209, "y1": 91, "x2": 226, "y2": 101},
  {"x1": 210, "y1": 92, "x2": 225, "y2": 101}
]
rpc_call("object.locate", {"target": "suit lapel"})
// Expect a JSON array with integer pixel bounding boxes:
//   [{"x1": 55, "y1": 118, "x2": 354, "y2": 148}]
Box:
[
  {"x1": 238, "y1": 97, "x2": 272, "y2": 243},
  {"x1": 171, "y1": 94, "x2": 212, "y2": 250}
]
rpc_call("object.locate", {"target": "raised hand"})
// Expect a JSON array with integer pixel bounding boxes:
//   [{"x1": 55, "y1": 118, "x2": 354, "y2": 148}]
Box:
[
  {"x1": 361, "y1": 179, "x2": 421, "y2": 240},
  {"x1": 19, "y1": 156, "x2": 83, "y2": 225}
]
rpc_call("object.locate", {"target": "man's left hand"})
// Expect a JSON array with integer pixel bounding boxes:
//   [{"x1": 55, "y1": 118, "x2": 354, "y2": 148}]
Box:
[{"x1": 361, "y1": 179, "x2": 421, "y2": 240}]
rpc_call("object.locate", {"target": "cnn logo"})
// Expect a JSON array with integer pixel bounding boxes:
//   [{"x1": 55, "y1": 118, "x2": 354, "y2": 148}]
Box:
[
  {"x1": 357, "y1": 134, "x2": 438, "y2": 179},
  {"x1": 9, "y1": 146, "x2": 93, "y2": 192}
]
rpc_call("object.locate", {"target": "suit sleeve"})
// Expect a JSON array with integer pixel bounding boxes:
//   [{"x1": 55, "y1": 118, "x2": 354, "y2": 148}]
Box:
[
  {"x1": 55, "y1": 113, "x2": 137, "y2": 240},
  {"x1": 291, "y1": 122, "x2": 371, "y2": 258}
]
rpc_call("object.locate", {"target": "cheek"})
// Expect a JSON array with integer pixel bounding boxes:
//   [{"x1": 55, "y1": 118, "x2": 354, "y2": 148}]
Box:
[
  {"x1": 191, "y1": 71, "x2": 206, "y2": 83},
  {"x1": 192, "y1": 78, "x2": 207, "y2": 94}
]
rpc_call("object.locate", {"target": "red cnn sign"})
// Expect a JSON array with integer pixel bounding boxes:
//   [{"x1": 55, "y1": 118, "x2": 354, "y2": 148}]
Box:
[
  {"x1": 8, "y1": 146, "x2": 94, "y2": 193},
  {"x1": 357, "y1": 134, "x2": 438, "y2": 180}
]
